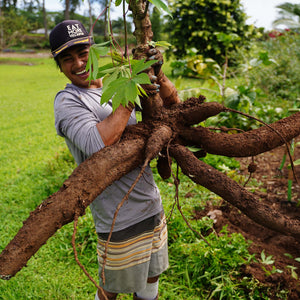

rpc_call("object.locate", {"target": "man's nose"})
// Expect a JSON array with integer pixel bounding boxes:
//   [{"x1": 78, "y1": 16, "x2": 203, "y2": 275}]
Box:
[{"x1": 74, "y1": 56, "x2": 84, "y2": 67}]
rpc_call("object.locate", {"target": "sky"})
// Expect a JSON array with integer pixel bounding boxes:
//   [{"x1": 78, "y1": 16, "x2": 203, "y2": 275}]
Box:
[
  {"x1": 45, "y1": 0, "x2": 300, "y2": 30},
  {"x1": 240, "y1": 0, "x2": 299, "y2": 30}
]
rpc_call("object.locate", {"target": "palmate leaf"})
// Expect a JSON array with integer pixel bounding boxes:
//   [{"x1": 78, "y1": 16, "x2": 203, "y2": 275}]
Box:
[
  {"x1": 101, "y1": 70, "x2": 151, "y2": 111},
  {"x1": 125, "y1": 80, "x2": 139, "y2": 105},
  {"x1": 131, "y1": 59, "x2": 158, "y2": 76},
  {"x1": 86, "y1": 42, "x2": 110, "y2": 82},
  {"x1": 96, "y1": 63, "x2": 121, "y2": 78},
  {"x1": 101, "y1": 77, "x2": 129, "y2": 105},
  {"x1": 132, "y1": 73, "x2": 151, "y2": 85}
]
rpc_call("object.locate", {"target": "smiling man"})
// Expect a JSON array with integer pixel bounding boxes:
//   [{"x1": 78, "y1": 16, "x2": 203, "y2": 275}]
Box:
[{"x1": 49, "y1": 20, "x2": 179, "y2": 300}]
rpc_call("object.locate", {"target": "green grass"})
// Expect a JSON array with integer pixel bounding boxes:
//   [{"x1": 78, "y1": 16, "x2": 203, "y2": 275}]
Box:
[
  {"x1": 0, "y1": 56, "x2": 281, "y2": 299},
  {"x1": 0, "y1": 57, "x2": 99, "y2": 299}
]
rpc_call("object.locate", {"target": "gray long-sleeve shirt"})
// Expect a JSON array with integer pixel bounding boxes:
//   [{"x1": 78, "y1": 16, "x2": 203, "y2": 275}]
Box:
[{"x1": 54, "y1": 83, "x2": 162, "y2": 233}]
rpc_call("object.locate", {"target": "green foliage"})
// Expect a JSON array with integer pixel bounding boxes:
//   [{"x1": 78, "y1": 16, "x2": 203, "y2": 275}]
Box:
[
  {"x1": 148, "y1": 0, "x2": 172, "y2": 17},
  {"x1": 0, "y1": 9, "x2": 31, "y2": 48},
  {"x1": 273, "y1": 2, "x2": 300, "y2": 29},
  {"x1": 86, "y1": 42, "x2": 111, "y2": 81},
  {"x1": 166, "y1": 0, "x2": 258, "y2": 64},
  {"x1": 201, "y1": 153, "x2": 240, "y2": 172},
  {"x1": 87, "y1": 40, "x2": 159, "y2": 110},
  {"x1": 150, "y1": 7, "x2": 163, "y2": 41},
  {"x1": 246, "y1": 32, "x2": 300, "y2": 102},
  {"x1": 162, "y1": 214, "x2": 270, "y2": 299}
]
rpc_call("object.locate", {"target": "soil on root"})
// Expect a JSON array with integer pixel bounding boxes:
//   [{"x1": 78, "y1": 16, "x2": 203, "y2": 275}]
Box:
[{"x1": 194, "y1": 137, "x2": 300, "y2": 299}]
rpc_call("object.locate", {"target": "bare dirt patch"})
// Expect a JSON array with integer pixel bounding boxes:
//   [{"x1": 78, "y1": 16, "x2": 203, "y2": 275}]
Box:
[{"x1": 0, "y1": 51, "x2": 50, "y2": 59}]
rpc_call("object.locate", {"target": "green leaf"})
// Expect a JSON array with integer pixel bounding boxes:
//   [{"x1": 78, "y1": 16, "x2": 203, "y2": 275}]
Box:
[
  {"x1": 111, "y1": 90, "x2": 124, "y2": 111},
  {"x1": 86, "y1": 48, "x2": 98, "y2": 81},
  {"x1": 293, "y1": 159, "x2": 300, "y2": 166},
  {"x1": 131, "y1": 59, "x2": 158, "y2": 76},
  {"x1": 148, "y1": 41, "x2": 172, "y2": 49},
  {"x1": 125, "y1": 80, "x2": 138, "y2": 105},
  {"x1": 137, "y1": 84, "x2": 148, "y2": 98},
  {"x1": 101, "y1": 77, "x2": 128, "y2": 104},
  {"x1": 102, "y1": 68, "x2": 123, "y2": 92},
  {"x1": 115, "y1": 0, "x2": 122, "y2": 6},
  {"x1": 132, "y1": 73, "x2": 151, "y2": 85},
  {"x1": 91, "y1": 42, "x2": 111, "y2": 56},
  {"x1": 96, "y1": 63, "x2": 120, "y2": 78},
  {"x1": 86, "y1": 43, "x2": 110, "y2": 81},
  {"x1": 148, "y1": 0, "x2": 172, "y2": 17}
]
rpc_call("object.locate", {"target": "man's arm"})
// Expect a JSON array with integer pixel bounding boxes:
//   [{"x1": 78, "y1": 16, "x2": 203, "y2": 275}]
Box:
[
  {"x1": 96, "y1": 104, "x2": 134, "y2": 146},
  {"x1": 147, "y1": 48, "x2": 181, "y2": 107},
  {"x1": 158, "y1": 73, "x2": 181, "y2": 107}
]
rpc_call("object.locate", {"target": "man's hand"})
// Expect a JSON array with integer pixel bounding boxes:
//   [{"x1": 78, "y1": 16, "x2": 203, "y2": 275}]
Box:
[{"x1": 146, "y1": 47, "x2": 164, "y2": 80}]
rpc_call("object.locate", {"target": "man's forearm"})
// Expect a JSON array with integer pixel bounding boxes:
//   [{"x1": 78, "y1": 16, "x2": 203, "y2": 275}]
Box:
[{"x1": 96, "y1": 104, "x2": 134, "y2": 146}]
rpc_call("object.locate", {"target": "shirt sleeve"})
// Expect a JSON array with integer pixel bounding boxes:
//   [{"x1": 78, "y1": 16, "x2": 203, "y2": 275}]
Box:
[{"x1": 54, "y1": 92, "x2": 106, "y2": 157}]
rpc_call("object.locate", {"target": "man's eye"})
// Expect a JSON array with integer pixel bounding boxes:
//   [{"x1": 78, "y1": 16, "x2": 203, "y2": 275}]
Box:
[
  {"x1": 63, "y1": 57, "x2": 72, "y2": 62},
  {"x1": 80, "y1": 51, "x2": 89, "y2": 57}
]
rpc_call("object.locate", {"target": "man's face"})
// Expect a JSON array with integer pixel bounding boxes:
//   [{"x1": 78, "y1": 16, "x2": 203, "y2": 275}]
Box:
[{"x1": 58, "y1": 45, "x2": 100, "y2": 89}]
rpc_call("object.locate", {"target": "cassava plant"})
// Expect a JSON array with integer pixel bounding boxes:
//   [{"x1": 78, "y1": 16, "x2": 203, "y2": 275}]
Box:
[{"x1": 1, "y1": 0, "x2": 300, "y2": 290}]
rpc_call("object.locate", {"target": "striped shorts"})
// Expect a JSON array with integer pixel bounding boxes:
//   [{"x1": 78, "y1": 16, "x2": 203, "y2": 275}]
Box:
[{"x1": 96, "y1": 211, "x2": 169, "y2": 293}]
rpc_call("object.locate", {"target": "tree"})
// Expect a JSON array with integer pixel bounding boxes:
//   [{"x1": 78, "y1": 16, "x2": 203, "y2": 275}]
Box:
[
  {"x1": 0, "y1": 8, "x2": 30, "y2": 48},
  {"x1": 273, "y1": 2, "x2": 300, "y2": 30},
  {"x1": 63, "y1": 0, "x2": 81, "y2": 20},
  {"x1": 42, "y1": 0, "x2": 47, "y2": 38},
  {"x1": 1, "y1": 0, "x2": 300, "y2": 282},
  {"x1": 1, "y1": 0, "x2": 18, "y2": 11},
  {"x1": 166, "y1": 0, "x2": 257, "y2": 64}
]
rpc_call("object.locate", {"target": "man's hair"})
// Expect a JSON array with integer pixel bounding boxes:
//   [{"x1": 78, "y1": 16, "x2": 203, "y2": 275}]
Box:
[{"x1": 54, "y1": 56, "x2": 60, "y2": 69}]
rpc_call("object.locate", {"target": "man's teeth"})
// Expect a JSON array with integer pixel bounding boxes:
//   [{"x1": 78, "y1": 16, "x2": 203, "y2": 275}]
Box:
[{"x1": 76, "y1": 70, "x2": 86, "y2": 75}]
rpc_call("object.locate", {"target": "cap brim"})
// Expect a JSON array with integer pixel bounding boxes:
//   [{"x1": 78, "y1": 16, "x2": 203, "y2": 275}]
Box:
[{"x1": 52, "y1": 36, "x2": 94, "y2": 57}]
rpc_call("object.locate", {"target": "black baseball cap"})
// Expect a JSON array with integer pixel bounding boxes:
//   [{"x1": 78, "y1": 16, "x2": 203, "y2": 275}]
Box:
[{"x1": 49, "y1": 20, "x2": 94, "y2": 57}]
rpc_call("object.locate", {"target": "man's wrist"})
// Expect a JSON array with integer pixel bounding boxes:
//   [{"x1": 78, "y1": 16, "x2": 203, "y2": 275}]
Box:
[{"x1": 126, "y1": 102, "x2": 135, "y2": 112}]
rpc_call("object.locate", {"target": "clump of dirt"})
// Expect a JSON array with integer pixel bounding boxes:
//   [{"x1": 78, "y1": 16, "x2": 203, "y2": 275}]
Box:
[{"x1": 194, "y1": 137, "x2": 300, "y2": 299}]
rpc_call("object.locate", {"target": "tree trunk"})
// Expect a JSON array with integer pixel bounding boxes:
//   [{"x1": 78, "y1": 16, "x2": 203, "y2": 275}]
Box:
[
  {"x1": 87, "y1": 0, "x2": 93, "y2": 34},
  {"x1": 43, "y1": 0, "x2": 48, "y2": 39},
  {"x1": 64, "y1": 0, "x2": 70, "y2": 20}
]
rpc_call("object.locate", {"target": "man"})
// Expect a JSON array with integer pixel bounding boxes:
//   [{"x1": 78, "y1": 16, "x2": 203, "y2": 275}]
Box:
[{"x1": 49, "y1": 20, "x2": 180, "y2": 300}]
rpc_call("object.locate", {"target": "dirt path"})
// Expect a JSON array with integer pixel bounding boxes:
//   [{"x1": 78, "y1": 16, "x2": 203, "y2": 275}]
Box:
[{"x1": 0, "y1": 51, "x2": 50, "y2": 59}]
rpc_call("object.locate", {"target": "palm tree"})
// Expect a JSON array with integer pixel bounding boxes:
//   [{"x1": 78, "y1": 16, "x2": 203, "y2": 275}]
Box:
[{"x1": 273, "y1": 2, "x2": 300, "y2": 29}]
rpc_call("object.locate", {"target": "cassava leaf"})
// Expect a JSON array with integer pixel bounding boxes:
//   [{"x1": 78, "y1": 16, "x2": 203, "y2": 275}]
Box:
[
  {"x1": 131, "y1": 59, "x2": 158, "y2": 76},
  {"x1": 125, "y1": 80, "x2": 138, "y2": 105},
  {"x1": 148, "y1": 0, "x2": 172, "y2": 17},
  {"x1": 137, "y1": 84, "x2": 148, "y2": 97},
  {"x1": 96, "y1": 63, "x2": 121, "y2": 78},
  {"x1": 132, "y1": 73, "x2": 151, "y2": 85},
  {"x1": 91, "y1": 42, "x2": 111, "y2": 56},
  {"x1": 111, "y1": 90, "x2": 124, "y2": 111},
  {"x1": 148, "y1": 40, "x2": 172, "y2": 49},
  {"x1": 101, "y1": 77, "x2": 128, "y2": 104},
  {"x1": 86, "y1": 43, "x2": 110, "y2": 81},
  {"x1": 102, "y1": 68, "x2": 123, "y2": 92},
  {"x1": 86, "y1": 48, "x2": 98, "y2": 81},
  {"x1": 293, "y1": 159, "x2": 300, "y2": 166}
]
